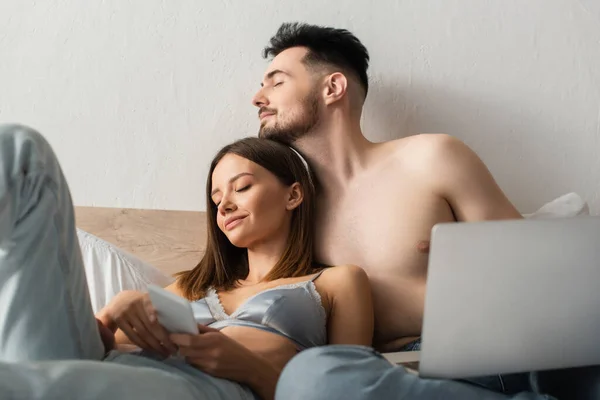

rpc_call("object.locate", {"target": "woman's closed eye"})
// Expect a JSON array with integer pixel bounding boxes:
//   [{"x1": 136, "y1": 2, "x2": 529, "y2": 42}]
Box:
[{"x1": 212, "y1": 185, "x2": 250, "y2": 206}]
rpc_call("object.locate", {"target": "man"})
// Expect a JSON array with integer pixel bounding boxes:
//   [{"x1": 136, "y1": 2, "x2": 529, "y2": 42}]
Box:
[{"x1": 252, "y1": 22, "x2": 596, "y2": 399}]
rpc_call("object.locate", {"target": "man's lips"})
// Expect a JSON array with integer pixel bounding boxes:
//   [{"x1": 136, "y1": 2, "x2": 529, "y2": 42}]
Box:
[{"x1": 259, "y1": 112, "x2": 275, "y2": 121}]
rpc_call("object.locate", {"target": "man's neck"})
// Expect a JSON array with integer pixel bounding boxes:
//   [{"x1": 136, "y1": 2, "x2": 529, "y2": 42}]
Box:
[{"x1": 294, "y1": 114, "x2": 376, "y2": 193}]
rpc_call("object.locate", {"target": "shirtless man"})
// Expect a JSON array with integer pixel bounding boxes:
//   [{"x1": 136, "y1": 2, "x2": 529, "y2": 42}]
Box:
[{"x1": 252, "y1": 22, "x2": 595, "y2": 399}]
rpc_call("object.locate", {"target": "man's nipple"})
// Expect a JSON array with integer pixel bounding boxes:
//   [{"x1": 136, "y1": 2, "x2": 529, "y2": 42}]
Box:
[{"x1": 416, "y1": 240, "x2": 430, "y2": 254}]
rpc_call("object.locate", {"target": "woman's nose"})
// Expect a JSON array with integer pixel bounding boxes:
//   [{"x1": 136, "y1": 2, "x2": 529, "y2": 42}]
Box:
[{"x1": 218, "y1": 196, "x2": 237, "y2": 215}]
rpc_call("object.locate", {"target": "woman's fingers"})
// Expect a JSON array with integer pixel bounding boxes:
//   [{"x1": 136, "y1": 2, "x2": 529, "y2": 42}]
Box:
[
  {"x1": 170, "y1": 332, "x2": 253, "y2": 382},
  {"x1": 171, "y1": 332, "x2": 220, "y2": 359},
  {"x1": 118, "y1": 320, "x2": 152, "y2": 350},
  {"x1": 154, "y1": 325, "x2": 178, "y2": 354},
  {"x1": 138, "y1": 301, "x2": 178, "y2": 353},
  {"x1": 131, "y1": 315, "x2": 171, "y2": 355},
  {"x1": 142, "y1": 295, "x2": 158, "y2": 323},
  {"x1": 143, "y1": 319, "x2": 178, "y2": 354}
]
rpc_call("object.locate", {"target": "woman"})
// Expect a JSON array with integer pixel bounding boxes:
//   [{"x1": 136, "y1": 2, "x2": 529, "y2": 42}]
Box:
[{"x1": 0, "y1": 124, "x2": 373, "y2": 400}]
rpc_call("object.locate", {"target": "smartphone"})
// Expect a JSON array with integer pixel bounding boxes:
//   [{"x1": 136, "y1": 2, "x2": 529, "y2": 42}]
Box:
[{"x1": 147, "y1": 284, "x2": 199, "y2": 335}]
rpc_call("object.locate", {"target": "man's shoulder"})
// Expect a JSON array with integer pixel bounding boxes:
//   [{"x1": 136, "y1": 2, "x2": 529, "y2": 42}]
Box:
[
  {"x1": 387, "y1": 133, "x2": 461, "y2": 154},
  {"x1": 382, "y1": 133, "x2": 465, "y2": 169}
]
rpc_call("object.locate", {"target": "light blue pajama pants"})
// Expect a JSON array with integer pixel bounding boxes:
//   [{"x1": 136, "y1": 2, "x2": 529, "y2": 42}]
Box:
[{"x1": 0, "y1": 124, "x2": 256, "y2": 400}]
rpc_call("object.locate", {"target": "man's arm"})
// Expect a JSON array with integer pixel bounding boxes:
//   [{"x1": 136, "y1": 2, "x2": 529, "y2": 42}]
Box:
[{"x1": 425, "y1": 134, "x2": 522, "y2": 222}]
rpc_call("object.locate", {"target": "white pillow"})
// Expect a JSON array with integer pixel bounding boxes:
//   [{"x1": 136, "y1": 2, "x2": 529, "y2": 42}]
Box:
[
  {"x1": 524, "y1": 192, "x2": 589, "y2": 219},
  {"x1": 77, "y1": 229, "x2": 175, "y2": 314}
]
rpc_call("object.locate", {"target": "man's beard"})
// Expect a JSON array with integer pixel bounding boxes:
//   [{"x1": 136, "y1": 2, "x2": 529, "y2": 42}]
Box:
[{"x1": 258, "y1": 93, "x2": 320, "y2": 145}]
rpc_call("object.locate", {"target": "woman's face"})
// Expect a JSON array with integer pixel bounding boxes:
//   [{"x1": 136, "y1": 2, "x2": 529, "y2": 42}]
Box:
[{"x1": 210, "y1": 153, "x2": 302, "y2": 249}]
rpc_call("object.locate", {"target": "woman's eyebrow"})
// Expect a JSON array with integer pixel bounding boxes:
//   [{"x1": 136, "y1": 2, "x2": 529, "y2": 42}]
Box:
[{"x1": 211, "y1": 172, "x2": 254, "y2": 196}]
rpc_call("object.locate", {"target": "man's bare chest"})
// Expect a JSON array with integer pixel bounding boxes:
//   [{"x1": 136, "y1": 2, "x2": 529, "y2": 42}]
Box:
[{"x1": 314, "y1": 184, "x2": 455, "y2": 275}]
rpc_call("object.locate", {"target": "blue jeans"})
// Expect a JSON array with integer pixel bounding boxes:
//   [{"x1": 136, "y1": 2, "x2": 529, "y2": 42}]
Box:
[
  {"x1": 399, "y1": 338, "x2": 534, "y2": 394},
  {"x1": 276, "y1": 336, "x2": 600, "y2": 398},
  {"x1": 0, "y1": 124, "x2": 256, "y2": 400},
  {"x1": 275, "y1": 345, "x2": 554, "y2": 400}
]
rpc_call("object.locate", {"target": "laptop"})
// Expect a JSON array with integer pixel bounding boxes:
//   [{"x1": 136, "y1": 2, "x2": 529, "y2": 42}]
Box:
[{"x1": 413, "y1": 216, "x2": 600, "y2": 379}]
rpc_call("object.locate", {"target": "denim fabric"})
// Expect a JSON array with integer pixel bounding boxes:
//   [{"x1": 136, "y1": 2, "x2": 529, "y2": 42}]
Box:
[
  {"x1": 275, "y1": 345, "x2": 555, "y2": 400},
  {"x1": 398, "y1": 337, "x2": 422, "y2": 352},
  {"x1": 398, "y1": 338, "x2": 530, "y2": 394}
]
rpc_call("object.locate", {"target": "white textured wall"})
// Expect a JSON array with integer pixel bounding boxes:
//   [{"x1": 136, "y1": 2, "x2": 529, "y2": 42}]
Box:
[{"x1": 1, "y1": 0, "x2": 599, "y2": 214}]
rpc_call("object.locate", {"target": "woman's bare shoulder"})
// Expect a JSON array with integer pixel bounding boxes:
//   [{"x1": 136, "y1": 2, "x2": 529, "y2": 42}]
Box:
[
  {"x1": 316, "y1": 264, "x2": 370, "y2": 288},
  {"x1": 164, "y1": 280, "x2": 185, "y2": 297}
]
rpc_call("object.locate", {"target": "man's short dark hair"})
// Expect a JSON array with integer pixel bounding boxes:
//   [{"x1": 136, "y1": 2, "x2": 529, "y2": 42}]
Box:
[{"x1": 263, "y1": 22, "x2": 370, "y2": 96}]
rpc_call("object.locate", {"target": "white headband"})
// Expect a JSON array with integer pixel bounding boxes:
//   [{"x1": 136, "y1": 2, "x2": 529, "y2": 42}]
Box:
[{"x1": 289, "y1": 146, "x2": 313, "y2": 185}]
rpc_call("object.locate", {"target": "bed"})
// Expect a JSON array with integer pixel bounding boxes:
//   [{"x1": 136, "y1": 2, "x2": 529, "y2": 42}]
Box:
[
  {"x1": 75, "y1": 206, "x2": 206, "y2": 277},
  {"x1": 73, "y1": 192, "x2": 590, "y2": 370}
]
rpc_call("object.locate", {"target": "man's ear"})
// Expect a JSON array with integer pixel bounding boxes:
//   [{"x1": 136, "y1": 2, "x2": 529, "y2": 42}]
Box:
[
  {"x1": 286, "y1": 182, "x2": 304, "y2": 210},
  {"x1": 323, "y1": 72, "x2": 348, "y2": 105}
]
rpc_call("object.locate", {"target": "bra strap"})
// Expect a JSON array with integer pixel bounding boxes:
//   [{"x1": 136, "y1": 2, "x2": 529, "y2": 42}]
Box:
[{"x1": 310, "y1": 269, "x2": 326, "y2": 282}]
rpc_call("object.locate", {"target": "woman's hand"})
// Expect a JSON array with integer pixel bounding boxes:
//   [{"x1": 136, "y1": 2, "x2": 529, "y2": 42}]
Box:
[
  {"x1": 171, "y1": 325, "x2": 280, "y2": 400},
  {"x1": 97, "y1": 290, "x2": 177, "y2": 356}
]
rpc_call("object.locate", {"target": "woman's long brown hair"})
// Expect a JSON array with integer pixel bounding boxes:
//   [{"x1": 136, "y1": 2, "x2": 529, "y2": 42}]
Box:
[{"x1": 176, "y1": 137, "x2": 317, "y2": 301}]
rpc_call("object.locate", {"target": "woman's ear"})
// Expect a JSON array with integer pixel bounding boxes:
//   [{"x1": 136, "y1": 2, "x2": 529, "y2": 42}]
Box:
[{"x1": 286, "y1": 182, "x2": 304, "y2": 211}]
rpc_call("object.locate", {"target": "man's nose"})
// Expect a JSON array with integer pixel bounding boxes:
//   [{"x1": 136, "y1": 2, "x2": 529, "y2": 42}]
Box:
[{"x1": 252, "y1": 88, "x2": 269, "y2": 108}]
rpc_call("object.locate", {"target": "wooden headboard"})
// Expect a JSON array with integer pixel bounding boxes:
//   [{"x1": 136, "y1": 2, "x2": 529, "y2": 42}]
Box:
[{"x1": 75, "y1": 206, "x2": 208, "y2": 277}]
